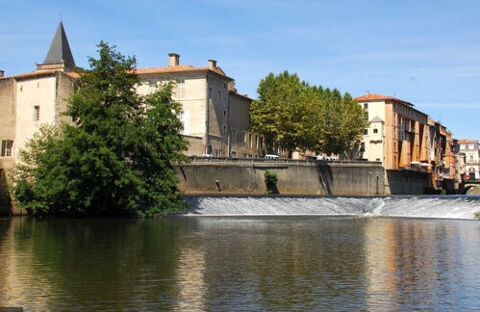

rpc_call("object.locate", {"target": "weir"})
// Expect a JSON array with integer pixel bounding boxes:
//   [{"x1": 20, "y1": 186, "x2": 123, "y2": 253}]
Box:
[{"x1": 185, "y1": 195, "x2": 480, "y2": 220}]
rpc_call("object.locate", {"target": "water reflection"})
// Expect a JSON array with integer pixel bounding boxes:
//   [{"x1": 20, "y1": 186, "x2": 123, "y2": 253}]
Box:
[{"x1": 0, "y1": 217, "x2": 479, "y2": 311}]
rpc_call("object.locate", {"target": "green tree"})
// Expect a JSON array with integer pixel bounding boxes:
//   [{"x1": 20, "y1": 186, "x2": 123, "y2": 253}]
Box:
[
  {"x1": 250, "y1": 71, "x2": 368, "y2": 158},
  {"x1": 250, "y1": 71, "x2": 317, "y2": 155},
  {"x1": 314, "y1": 89, "x2": 368, "y2": 157},
  {"x1": 12, "y1": 42, "x2": 188, "y2": 217}
]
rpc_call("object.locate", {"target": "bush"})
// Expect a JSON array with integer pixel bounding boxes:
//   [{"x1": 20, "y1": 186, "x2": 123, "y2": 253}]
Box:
[{"x1": 264, "y1": 170, "x2": 279, "y2": 194}]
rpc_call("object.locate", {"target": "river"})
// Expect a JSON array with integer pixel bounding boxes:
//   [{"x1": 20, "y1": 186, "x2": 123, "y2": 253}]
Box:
[{"x1": 1, "y1": 196, "x2": 480, "y2": 311}]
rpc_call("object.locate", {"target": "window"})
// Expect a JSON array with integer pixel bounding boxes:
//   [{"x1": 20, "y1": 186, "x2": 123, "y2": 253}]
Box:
[
  {"x1": 364, "y1": 129, "x2": 368, "y2": 135},
  {"x1": 34, "y1": 105, "x2": 40, "y2": 121},
  {"x1": 373, "y1": 128, "x2": 378, "y2": 134},
  {"x1": 360, "y1": 142, "x2": 365, "y2": 152},
  {"x1": 470, "y1": 155, "x2": 474, "y2": 163},
  {"x1": 222, "y1": 124, "x2": 227, "y2": 136},
  {"x1": 176, "y1": 79, "x2": 185, "y2": 98},
  {"x1": 223, "y1": 109, "x2": 227, "y2": 118},
  {"x1": 232, "y1": 128, "x2": 237, "y2": 143},
  {"x1": 180, "y1": 111, "x2": 190, "y2": 135},
  {"x1": 231, "y1": 151, "x2": 236, "y2": 157},
  {"x1": 243, "y1": 132, "x2": 247, "y2": 146},
  {"x1": 364, "y1": 103, "x2": 368, "y2": 109},
  {"x1": 1, "y1": 140, "x2": 13, "y2": 157},
  {"x1": 469, "y1": 144, "x2": 474, "y2": 150}
]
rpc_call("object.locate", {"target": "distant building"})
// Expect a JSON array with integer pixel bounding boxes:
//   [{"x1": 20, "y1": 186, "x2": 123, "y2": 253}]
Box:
[
  {"x1": 458, "y1": 139, "x2": 480, "y2": 180},
  {"x1": 355, "y1": 93, "x2": 457, "y2": 191},
  {"x1": 354, "y1": 93, "x2": 429, "y2": 170}
]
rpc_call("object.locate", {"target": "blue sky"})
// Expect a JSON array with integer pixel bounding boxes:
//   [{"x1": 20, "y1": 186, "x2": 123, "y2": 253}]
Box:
[{"x1": 2, "y1": 0, "x2": 480, "y2": 139}]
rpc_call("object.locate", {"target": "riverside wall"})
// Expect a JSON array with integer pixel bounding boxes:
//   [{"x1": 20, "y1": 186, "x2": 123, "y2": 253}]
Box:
[
  {"x1": 386, "y1": 169, "x2": 433, "y2": 195},
  {"x1": 177, "y1": 159, "x2": 386, "y2": 195}
]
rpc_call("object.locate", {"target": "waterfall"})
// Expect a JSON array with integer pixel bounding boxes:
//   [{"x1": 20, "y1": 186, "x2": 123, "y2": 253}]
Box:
[{"x1": 184, "y1": 195, "x2": 480, "y2": 220}]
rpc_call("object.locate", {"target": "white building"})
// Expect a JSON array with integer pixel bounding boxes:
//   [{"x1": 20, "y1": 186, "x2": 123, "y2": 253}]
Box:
[{"x1": 458, "y1": 139, "x2": 480, "y2": 180}]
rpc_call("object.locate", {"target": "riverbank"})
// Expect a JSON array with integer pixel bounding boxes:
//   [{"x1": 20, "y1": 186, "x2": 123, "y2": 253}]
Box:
[{"x1": 177, "y1": 158, "x2": 433, "y2": 196}]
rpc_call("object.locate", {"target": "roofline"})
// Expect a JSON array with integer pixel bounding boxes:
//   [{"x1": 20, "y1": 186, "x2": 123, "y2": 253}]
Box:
[
  {"x1": 134, "y1": 67, "x2": 233, "y2": 81},
  {"x1": 8, "y1": 70, "x2": 79, "y2": 81},
  {"x1": 354, "y1": 96, "x2": 413, "y2": 107},
  {"x1": 355, "y1": 96, "x2": 429, "y2": 118},
  {"x1": 229, "y1": 90, "x2": 253, "y2": 101}
]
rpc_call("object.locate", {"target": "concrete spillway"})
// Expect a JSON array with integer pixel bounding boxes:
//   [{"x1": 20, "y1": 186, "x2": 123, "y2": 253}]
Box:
[{"x1": 185, "y1": 195, "x2": 480, "y2": 220}]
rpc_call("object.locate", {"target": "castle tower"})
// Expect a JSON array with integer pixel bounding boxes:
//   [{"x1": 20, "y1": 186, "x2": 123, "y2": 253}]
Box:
[{"x1": 36, "y1": 21, "x2": 75, "y2": 72}]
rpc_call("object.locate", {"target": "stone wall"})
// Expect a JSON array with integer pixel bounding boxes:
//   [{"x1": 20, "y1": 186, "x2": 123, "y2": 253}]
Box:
[
  {"x1": 177, "y1": 159, "x2": 386, "y2": 195},
  {"x1": 386, "y1": 169, "x2": 433, "y2": 195}
]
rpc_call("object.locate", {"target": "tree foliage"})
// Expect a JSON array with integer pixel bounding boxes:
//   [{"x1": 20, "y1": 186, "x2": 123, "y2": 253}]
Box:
[
  {"x1": 12, "y1": 42, "x2": 188, "y2": 217},
  {"x1": 250, "y1": 71, "x2": 368, "y2": 157}
]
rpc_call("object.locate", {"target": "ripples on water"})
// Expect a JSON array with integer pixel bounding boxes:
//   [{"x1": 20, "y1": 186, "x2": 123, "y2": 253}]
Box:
[{"x1": 0, "y1": 198, "x2": 480, "y2": 311}]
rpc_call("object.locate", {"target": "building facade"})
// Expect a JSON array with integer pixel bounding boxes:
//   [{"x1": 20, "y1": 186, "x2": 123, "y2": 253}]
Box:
[
  {"x1": 135, "y1": 54, "x2": 265, "y2": 158},
  {"x1": 0, "y1": 23, "x2": 78, "y2": 171},
  {"x1": 458, "y1": 139, "x2": 480, "y2": 181},
  {"x1": 355, "y1": 93, "x2": 457, "y2": 191},
  {"x1": 355, "y1": 93, "x2": 429, "y2": 170}
]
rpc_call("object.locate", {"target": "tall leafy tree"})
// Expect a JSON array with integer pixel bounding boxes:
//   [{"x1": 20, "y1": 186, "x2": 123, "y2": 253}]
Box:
[
  {"x1": 250, "y1": 71, "x2": 368, "y2": 158},
  {"x1": 313, "y1": 89, "x2": 368, "y2": 156},
  {"x1": 251, "y1": 71, "x2": 317, "y2": 154},
  {"x1": 13, "y1": 42, "x2": 188, "y2": 217}
]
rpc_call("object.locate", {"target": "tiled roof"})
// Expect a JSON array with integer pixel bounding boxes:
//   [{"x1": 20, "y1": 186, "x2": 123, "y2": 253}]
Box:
[
  {"x1": 354, "y1": 93, "x2": 413, "y2": 106},
  {"x1": 12, "y1": 70, "x2": 78, "y2": 80},
  {"x1": 134, "y1": 65, "x2": 232, "y2": 80},
  {"x1": 458, "y1": 139, "x2": 478, "y2": 144}
]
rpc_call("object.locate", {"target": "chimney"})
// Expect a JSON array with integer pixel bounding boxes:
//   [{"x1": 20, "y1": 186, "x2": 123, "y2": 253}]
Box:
[
  {"x1": 169, "y1": 53, "x2": 180, "y2": 67},
  {"x1": 208, "y1": 59, "x2": 217, "y2": 70},
  {"x1": 0, "y1": 70, "x2": 4, "y2": 78}
]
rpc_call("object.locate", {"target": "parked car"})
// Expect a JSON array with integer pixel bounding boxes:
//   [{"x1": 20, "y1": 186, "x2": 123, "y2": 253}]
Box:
[{"x1": 265, "y1": 154, "x2": 280, "y2": 159}]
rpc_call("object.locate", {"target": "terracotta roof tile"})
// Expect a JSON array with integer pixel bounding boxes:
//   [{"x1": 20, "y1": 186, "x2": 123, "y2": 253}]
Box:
[
  {"x1": 11, "y1": 70, "x2": 79, "y2": 80},
  {"x1": 458, "y1": 139, "x2": 477, "y2": 144},
  {"x1": 354, "y1": 93, "x2": 413, "y2": 106},
  {"x1": 134, "y1": 65, "x2": 232, "y2": 80}
]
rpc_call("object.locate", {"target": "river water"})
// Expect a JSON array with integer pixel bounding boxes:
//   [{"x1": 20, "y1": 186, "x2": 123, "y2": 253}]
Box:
[{"x1": 1, "y1": 196, "x2": 480, "y2": 311}]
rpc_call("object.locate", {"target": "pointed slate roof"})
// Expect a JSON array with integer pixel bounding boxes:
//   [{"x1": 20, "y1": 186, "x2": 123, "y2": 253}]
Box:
[{"x1": 43, "y1": 21, "x2": 75, "y2": 69}]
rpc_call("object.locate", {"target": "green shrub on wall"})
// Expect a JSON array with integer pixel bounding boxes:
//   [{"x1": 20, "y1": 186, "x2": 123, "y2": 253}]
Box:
[{"x1": 264, "y1": 170, "x2": 279, "y2": 194}]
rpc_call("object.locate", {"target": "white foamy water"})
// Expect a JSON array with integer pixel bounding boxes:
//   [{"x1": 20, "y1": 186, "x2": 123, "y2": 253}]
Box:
[{"x1": 185, "y1": 196, "x2": 480, "y2": 219}]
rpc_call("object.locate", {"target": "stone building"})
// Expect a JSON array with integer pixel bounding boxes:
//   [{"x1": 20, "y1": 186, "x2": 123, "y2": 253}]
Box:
[
  {"x1": 0, "y1": 22, "x2": 78, "y2": 214},
  {"x1": 135, "y1": 54, "x2": 265, "y2": 158}
]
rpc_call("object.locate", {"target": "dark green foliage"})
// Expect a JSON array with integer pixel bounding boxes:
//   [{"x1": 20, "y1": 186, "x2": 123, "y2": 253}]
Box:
[
  {"x1": 264, "y1": 170, "x2": 279, "y2": 194},
  {"x1": 12, "y1": 42, "x2": 188, "y2": 217},
  {"x1": 251, "y1": 71, "x2": 368, "y2": 157}
]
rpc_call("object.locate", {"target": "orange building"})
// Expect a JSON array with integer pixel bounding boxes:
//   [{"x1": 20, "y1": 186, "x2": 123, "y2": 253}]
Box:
[
  {"x1": 354, "y1": 93, "x2": 429, "y2": 170},
  {"x1": 355, "y1": 93, "x2": 458, "y2": 192}
]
